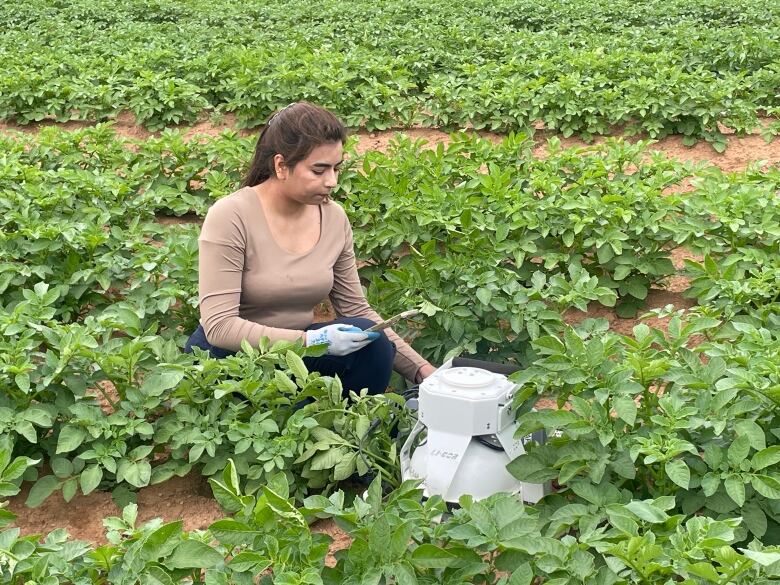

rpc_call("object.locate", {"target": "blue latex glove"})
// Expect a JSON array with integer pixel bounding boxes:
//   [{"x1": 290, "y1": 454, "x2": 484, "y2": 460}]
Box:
[{"x1": 305, "y1": 324, "x2": 380, "y2": 356}]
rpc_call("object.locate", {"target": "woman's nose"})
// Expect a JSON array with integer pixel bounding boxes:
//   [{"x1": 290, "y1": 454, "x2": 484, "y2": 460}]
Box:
[{"x1": 324, "y1": 169, "x2": 338, "y2": 188}]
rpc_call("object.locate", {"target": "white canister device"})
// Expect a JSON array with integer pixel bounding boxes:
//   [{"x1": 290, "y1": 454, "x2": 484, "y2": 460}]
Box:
[{"x1": 399, "y1": 359, "x2": 551, "y2": 504}]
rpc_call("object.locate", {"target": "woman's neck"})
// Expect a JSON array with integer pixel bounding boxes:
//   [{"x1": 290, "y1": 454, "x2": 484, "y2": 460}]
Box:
[{"x1": 254, "y1": 181, "x2": 307, "y2": 219}]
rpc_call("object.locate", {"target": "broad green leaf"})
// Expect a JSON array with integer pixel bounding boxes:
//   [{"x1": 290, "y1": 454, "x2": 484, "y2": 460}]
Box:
[
  {"x1": 50, "y1": 457, "x2": 74, "y2": 478},
  {"x1": 286, "y1": 350, "x2": 308, "y2": 381},
  {"x1": 26, "y1": 475, "x2": 59, "y2": 507},
  {"x1": 735, "y1": 420, "x2": 765, "y2": 451},
  {"x1": 624, "y1": 500, "x2": 669, "y2": 523},
  {"x1": 56, "y1": 426, "x2": 87, "y2": 454},
  {"x1": 728, "y1": 435, "x2": 751, "y2": 467},
  {"x1": 665, "y1": 459, "x2": 690, "y2": 489},
  {"x1": 62, "y1": 477, "x2": 78, "y2": 502},
  {"x1": 165, "y1": 540, "x2": 224, "y2": 569},
  {"x1": 476, "y1": 288, "x2": 492, "y2": 306},
  {"x1": 333, "y1": 452, "x2": 357, "y2": 481},
  {"x1": 209, "y1": 519, "x2": 259, "y2": 547},
  {"x1": 613, "y1": 396, "x2": 637, "y2": 426},
  {"x1": 508, "y1": 563, "x2": 533, "y2": 585},
  {"x1": 262, "y1": 486, "x2": 304, "y2": 524},
  {"x1": 229, "y1": 551, "x2": 272, "y2": 573},
  {"x1": 410, "y1": 544, "x2": 457, "y2": 569},
  {"x1": 141, "y1": 371, "x2": 184, "y2": 396},
  {"x1": 752, "y1": 446, "x2": 780, "y2": 471},
  {"x1": 142, "y1": 521, "x2": 184, "y2": 561},
  {"x1": 751, "y1": 475, "x2": 780, "y2": 499},
  {"x1": 740, "y1": 549, "x2": 780, "y2": 566},
  {"x1": 310, "y1": 448, "x2": 344, "y2": 471},
  {"x1": 742, "y1": 500, "x2": 767, "y2": 538},
  {"x1": 724, "y1": 475, "x2": 746, "y2": 507},
  {"x1": 274, "y1": 370, "x2": 298, "y2": 393},
  {"x1": 80, "y1": 465, "x2": 103, "y2": 495},
  {"x1": 685, "y1": 562, "x2": 721, "y2": 581}
]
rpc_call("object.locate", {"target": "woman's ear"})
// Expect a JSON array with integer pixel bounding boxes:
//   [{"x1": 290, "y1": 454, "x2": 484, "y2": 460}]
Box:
[{"x1": 273, "y1": 154, "x2": 288, "y2": 180}]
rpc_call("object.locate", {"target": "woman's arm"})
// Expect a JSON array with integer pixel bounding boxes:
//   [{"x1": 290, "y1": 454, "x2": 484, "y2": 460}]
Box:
[{"x1": 328, "y1": 211, "x2": 434, "y2": 381}]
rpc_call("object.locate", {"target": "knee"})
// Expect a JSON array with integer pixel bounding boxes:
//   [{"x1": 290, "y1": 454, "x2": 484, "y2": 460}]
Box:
[{"x1": 365, "y1": 330, "x2": 395, "y2": 364}]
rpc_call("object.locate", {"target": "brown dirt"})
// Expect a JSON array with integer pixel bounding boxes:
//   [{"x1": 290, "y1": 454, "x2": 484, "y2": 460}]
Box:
[
  {"x1": 3, "y1": 113, "x2": 779, "y2": 173},
  {"x1": 7, "y1": 473, "x2": 223, "y2": 544},
  {"x1": 4, "y1": 114, "x2": 774, "y2": 554}
]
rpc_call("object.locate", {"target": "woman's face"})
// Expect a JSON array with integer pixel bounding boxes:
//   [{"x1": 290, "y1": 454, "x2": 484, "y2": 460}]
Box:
[{"x1": 279, "y1": 141, "x2": 344, "y2": 205}]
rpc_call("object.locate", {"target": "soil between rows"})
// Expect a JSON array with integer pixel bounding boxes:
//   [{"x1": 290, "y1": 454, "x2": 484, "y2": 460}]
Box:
[{"x1": 4, "y1": 116, "x2": 772, "y2": 551}]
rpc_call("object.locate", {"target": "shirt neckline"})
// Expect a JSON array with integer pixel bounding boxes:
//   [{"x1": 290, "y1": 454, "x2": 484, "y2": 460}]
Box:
[{"x1": 248, "y1": 186, "x2": 323, "y2": 257}]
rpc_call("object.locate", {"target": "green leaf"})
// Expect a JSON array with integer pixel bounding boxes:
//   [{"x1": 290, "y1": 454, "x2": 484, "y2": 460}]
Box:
[
  {"x1": 262, "y1": 486, "x2": 304, "y2": 524},
  {"x1": 752, "y1": 446, "x2": 780, "y2": 471},
  {"x1": 613, "y1": 264, "x2": 631, "y2": 281},
  {"x1": 482, "y1": 328, "x2": 502, "y2": 343},
  {"x1": 286, "y1": 350, "x2": 308, "y2": 381},
  {"x1": 508, "y1": 563, "x2": 533, "y2": 585},
  {"x1": 701, "y1": 473, "x2": 720, "y2": 497},
  {"x1": 728, "y1": 435, "x2": 751, "y2": 467},
  {"x1": 613, "y1": 396, "x2": 637, "y2": 426},
  {"x1": 703, "y1": 444, "x2": 723, "y2": 470},
  {"x1": 751, "y1": 475, "x2": 780, "y2": 499},
  {"x1": 229, "y1": 551, "x2": 272, "y2": 573},
  {"x1": 310, "y1": 448, "x2": 344, "y2": 471},
  {"x1": 80, "y1": 465, "x2": 103, "y2": 495},
  {"x1": 665, "y1": 460, "x2": 690, "y2": 489},
  {"x1": 26, "y1": 475, "x2": 59, "y2": 507},
  {"x1": 624, "y1": 500, "x2": 669, "y2": 523},
  {"x1": 735, "y1": 420, "x2": 765, "y2": 451},
  {"x1": 274, "y1": 370, "x2": 297, "y2": 393},
  {"x1": 165, "y1": 540, "x2": 224, "y2": 569},
  {"x1": 141, "y1": 371, "x2": 184, "y2": 396},
  {"x1": 333, "y1": 452, "x2": 357, "y2": 481},
  {"x1": 15, "y1": 374, "x2": 30, "y2": 393},
  {"x1": 724, "y1": 475, "x2": 746, "y2": 507},
  {"x1": 56, "y1": 426, "x2": 86, "y2": 454},
  {"x1": 62, "y1": 477, "x2": 78, "y2": 502},
  {"x1": 142, "y1": 521, "x2": 184, "y2": 561},
  {"x1": 2, "y1": 457, "x2": 38, "y2": 482},
  {"x1": 476, "y1": 287, "x2": 492, "y2": 306},
  {"x1": 686, "y1": 562, "x2": 721, "y2": 581},
  {"x1": 50, "y1": 457, "x2": 74, "y2": 478},
  {"x1": 624, "y1": 276, "x2": 648, "y2": 300},
  {"x1": 742, "y1": 500, "x2": 767, "y2": 538},
  {"x1": 410, "y1": 544, "x2": 457, "y2": 569},
  {"x1": 740, "y1": 549, "x2": 780, "y2": 567},
  {"x1": 209, "y1": 519, "x2": 259, "y2": 547}
]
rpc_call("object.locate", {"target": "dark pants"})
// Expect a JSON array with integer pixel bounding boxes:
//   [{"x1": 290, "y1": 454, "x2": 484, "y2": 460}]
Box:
[{"x1": 184, "y1": 317, "x2": 395, "y2": 396}]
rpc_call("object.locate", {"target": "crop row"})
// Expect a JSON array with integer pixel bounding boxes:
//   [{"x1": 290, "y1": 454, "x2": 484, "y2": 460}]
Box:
[
  {"x1": 2, "y1": 462, "x2": 779, "y2": 584},
  {"x1": 2, "y1": 125, "x2": 778, "y2": 364},
  {"x1": 3, "y1": 0, "x2": 780, "y2": 142}
]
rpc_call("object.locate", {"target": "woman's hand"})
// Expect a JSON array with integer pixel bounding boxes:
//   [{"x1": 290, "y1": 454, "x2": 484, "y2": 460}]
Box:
[
  {"x1": 306, "y1": 324, "x2": 379, "y2": 356},
  {"x1": 415, "y1": 363, "x2": 437, "y2": 383}
]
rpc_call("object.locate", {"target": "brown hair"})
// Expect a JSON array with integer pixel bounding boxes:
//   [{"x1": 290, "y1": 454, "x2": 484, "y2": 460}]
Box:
[{"x1": 243, "y1": 102, "x2": 348, "y2": 187}]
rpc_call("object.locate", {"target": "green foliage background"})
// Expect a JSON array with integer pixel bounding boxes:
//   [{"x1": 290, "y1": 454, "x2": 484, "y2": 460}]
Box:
[{"x1": 3, "y1": 0, "x2": 780, "y2": 143}]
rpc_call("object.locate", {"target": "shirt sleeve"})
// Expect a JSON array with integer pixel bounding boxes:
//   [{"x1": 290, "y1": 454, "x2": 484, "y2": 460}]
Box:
[
  {"x1": 198, "y1": 198, "x2": 306, "y2": 351},
  {"x1": 328, "y1": 211, "x2": 430, "y2": 381}
]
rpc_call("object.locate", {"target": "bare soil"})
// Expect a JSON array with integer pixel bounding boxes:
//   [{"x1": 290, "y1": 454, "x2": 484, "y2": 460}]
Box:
[{"x1": 5, "y1": 115, "x2": 777, "y2": 550}]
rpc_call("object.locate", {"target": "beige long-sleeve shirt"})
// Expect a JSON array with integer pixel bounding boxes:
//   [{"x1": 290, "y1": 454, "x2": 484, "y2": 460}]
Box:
[{"x1": 198, "y1": 186, "x2": 427, "y2": 381}]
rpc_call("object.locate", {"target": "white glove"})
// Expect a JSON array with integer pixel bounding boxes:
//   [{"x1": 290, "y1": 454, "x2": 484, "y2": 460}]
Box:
[{"x1": 305, "y1": 324, "x2": 380, "y2": 356}]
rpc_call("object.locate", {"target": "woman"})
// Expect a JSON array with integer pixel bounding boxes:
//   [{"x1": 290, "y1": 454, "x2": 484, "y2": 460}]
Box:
[{"x1": 185, "y1": 102, "x2": 436, "y2": 394}]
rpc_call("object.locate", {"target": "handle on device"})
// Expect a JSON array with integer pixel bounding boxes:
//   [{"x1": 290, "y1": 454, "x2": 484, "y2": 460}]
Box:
[{"x1": 451, "y1": 356, "x2": 520, "y2": 376}]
